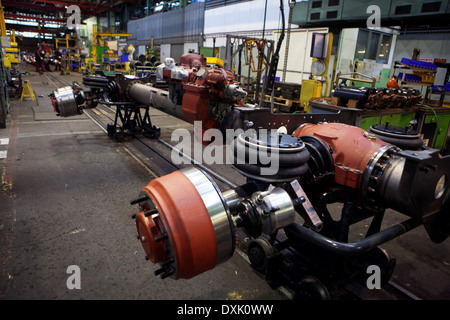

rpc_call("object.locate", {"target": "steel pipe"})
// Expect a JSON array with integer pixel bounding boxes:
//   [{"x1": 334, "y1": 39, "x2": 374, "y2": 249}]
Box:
[
  {"x1": 284, "y1": 218, "x2": 421, "y2": 256},
  {"x1": 127, "y1": 83, "x2": 186, "y2": 121}
]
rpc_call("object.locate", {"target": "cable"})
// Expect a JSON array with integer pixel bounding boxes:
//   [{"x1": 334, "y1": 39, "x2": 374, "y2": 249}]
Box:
[
  {"x1": 262, "y1": 0, "x2": 268, "y2": 39},
  {"x1": 422, "y1": 104, "x2": 439, "y2": 128}
]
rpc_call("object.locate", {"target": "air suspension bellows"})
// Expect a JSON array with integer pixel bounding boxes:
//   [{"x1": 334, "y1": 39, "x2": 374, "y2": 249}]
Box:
[
  {"x1": 368, "y1": 123, "x2": 424, "y2": 150},
  {"x1": 82, "y1": 75, "x2": 109, "y2": 88},
  {"x1": 132, "y1": 167, "x2": 235, "y2": 279},
  {"x1": 231, "y1": 131, "x2": 310, "y2": 182}
]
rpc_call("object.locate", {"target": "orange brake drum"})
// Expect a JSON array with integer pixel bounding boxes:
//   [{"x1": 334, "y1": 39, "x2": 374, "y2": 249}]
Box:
[{"x1": 141, "y1": 171, "x2": 218, "y2": 279}]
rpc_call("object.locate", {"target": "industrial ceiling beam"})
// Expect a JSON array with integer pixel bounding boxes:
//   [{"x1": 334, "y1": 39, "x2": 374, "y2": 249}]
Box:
[
  {"x1": 2, "y1": 0, "x2": 65, "y2": 12},
  {"x1": 5, "y1": 24, "x2": 61, "y2": 34},
  {"x1": 26, "y1": 0, "x2": 114, "y2": 11},
  {"x1": 112, "y1": 0, "x2": 142, "y2": 4},
  {"x1": 2, "y1": 0, "x2": 113, "y2": 15},
  {"x1": 4, "y1": 13, "x2": 66, "y2": 23}
]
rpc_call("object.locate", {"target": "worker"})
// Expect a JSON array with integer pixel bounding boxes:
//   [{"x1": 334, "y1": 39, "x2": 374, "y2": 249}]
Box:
[
  {"x1": 35, "y1": 45, "x2": 45, "y2": 75},
  {"x1": 53, "y1": 49, "x2": 62, "y2": 72},
  {"x1": 60, "y1": 49, "x2": 67, "y2": 75}
]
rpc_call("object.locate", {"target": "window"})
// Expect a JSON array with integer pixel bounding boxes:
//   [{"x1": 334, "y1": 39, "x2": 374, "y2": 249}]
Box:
[
  {"x1": 355, "y1": 29, "x2": 369, "y2": 60},
  {"x1": 395, "y1": 4, "x2": 412, "y2": 15},
  {"x1": 328, "y1": 0, "x2": 340, "y2": 6},
  {"x1": 354, "y1": 29, "x2": 392, "y2": 63},
  {"x1": 312, "y1": 1, "x2": 322, "y2": 9},
  {"x1": 378, "y1": 34, "x2": 392, "y2": 62},
  {"x1": 421, "y1": 1, "x2": 441, "y2": 13},
  {"x1": 366, "y1": 32, "x2": 380, "y2": 60},
  {"x1": 310, "y1": 12, "x2": 321, "y2": 20},
  {"x1": 326, "y1": 10, "x2": 338, "y2": 19}
]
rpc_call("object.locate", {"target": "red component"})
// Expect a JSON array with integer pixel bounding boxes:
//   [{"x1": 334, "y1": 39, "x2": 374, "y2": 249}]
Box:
[
  {"x1": 387, "y1": 76, "x2": 400, "y2": 89},
  {"x1": 50, "y1": 96, "x2": 60, "y2": 114},
  {"x1": 293, "y1": 123, "x2": 389, "y2": 189},
  {"x1": 137, "y1": 171, "x2": 218, "y2": 279},
  {"x1": 135, "y1": 210, "x2": 166, "y2": 263},
  {"x1": 179, "y1": 63, "x2": 243, "y2": 143},
  {"x1": 179, "y1": 53, "x2": 207, "y2": 68},
  {"x1": 182, "y1": 84, "x2": 216, "y2": 132},
  {"x1": 160, "y1": 53, "x2": 245, "y2": 143},
  {"x1": 162, "y1": 68, "x2": 172, "y2": 80}
]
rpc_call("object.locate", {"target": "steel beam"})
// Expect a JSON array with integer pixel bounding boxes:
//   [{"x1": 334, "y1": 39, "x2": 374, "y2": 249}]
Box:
[
  {"x1": 4, "y1": 13, "x2": 66, "y2": 23},
  {"x1": 24, "y1": 0, "x2": 112, "y2": 11},
  {"x1": 2, "y1": 0, "x2": 112, "y2": 15},
  {"x1": 5, "y1": 24, "x2": 61, "y2": 34},
  {"x1": 2, "y1": 1, "x2": 65, "y2": 12},
  {"x1": 113, "y1": 0, "x2": 142, "y2": 4}
]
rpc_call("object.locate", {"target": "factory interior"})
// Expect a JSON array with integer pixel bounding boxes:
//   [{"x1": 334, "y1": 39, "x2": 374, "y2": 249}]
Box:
[{"x1": 0, "y1": 0, "x2": 450, "y2": 304}]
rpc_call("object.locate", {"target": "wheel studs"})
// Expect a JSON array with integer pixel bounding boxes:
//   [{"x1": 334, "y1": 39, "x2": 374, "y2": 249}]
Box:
[{"x1": 129, "y1": 195, "x2": 149, "y2": 205}]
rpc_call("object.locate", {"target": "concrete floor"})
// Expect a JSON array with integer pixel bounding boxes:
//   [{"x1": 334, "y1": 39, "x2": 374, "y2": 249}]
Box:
[
  {"x1": 0, "y1": 65, "x2": 284, "y2": 300},
  {"x1": 1, "y1": 63, "x2": 449, "y2": 300}
]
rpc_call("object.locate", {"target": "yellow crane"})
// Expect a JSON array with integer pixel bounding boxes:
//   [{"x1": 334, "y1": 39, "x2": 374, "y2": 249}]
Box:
[{"x1": 0, "y1": 0, "x2": 19, "y2": 66}]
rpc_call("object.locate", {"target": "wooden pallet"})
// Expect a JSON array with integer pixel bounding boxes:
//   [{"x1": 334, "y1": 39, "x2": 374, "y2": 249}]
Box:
[
  {"x1": 265, "y1": 95, "x2": 302, "y2": 108},
  {"x1": 265, "y1": 95, "x2": 304, "y2": 112}
]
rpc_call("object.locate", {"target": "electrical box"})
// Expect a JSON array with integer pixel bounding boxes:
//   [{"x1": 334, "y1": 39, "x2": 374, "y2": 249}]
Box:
[{"x1": 300, "y1": 80, "x2": 323, "y2": 113}]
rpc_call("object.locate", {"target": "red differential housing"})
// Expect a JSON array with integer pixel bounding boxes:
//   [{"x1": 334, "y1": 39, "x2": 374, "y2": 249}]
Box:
[
  {"x1": 157, "y1": 53, "x2": 247, "y2": 139},
  {"x1": 292, "y1": 122, "x2": 390, "y2": 190}
]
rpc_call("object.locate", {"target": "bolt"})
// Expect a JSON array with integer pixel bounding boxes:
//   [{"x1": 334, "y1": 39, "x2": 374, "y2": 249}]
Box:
[
  {"x1": 161, "y1": 257, "x2": 175, "y2": 267},
  {"x1": 293, "y1": 196, "x2": 306, "y2": 206},
  {"x1": 144, "y1": 208, "x2": 159, "y2": 217},
  {"x1": 419, "y1": 166, "x2": 430, "y2": 173},
  {"x1": 141, "y1": 236, "x2": 146, "y2": 243},
  {"x1": 154, "y1": 267, "x2": 167, "y2": 276},
  {"x1": 160, "y1": 268, "x2": 175, "y2": 279},
  {"x1": 154, "y1": 233, "x2": 168, "y2": 242},
  {"x1": 130, "y1": 195, "x2": 149, "y2": 205}
]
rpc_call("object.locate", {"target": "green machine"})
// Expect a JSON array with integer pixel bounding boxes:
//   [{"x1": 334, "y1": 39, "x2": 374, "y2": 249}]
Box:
[
  {"x1": 418, "y1": 106, "x2": 450, "y2": 150},
  {"x1": 89, "y1": 45, "x2": 109, "y2": 69},
  {"x1": 358, "y1": 109, "x2": 417, "y2": 131}
]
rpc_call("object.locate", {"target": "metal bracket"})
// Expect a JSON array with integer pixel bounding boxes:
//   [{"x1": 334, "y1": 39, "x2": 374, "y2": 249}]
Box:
[{"x1": 290, "y1": 180, "x2": 323, "y2": 231}]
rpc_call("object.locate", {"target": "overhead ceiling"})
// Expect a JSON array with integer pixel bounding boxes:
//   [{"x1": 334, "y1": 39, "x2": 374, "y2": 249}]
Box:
[
  {"x1": 2, "y1": 0, "x2": 144, "y2": 18},
  {"x1": 1, "y1": 0, "x2": 154, "y2": 37}
]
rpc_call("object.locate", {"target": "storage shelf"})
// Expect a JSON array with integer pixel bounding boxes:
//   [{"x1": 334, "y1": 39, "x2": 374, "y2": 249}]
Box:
[
  {"x1": 393, "y1": 61, "x2": 437, "y2": 106},
  {"x1": 395, "y1": 61, "x2": 437, "y2": 73},
  {"x1": 400, "y1": 80, "x2": 434, "y2": 86},
  {"x1": 432, "y1": 90, "x2": 450, "y2": 96}
]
